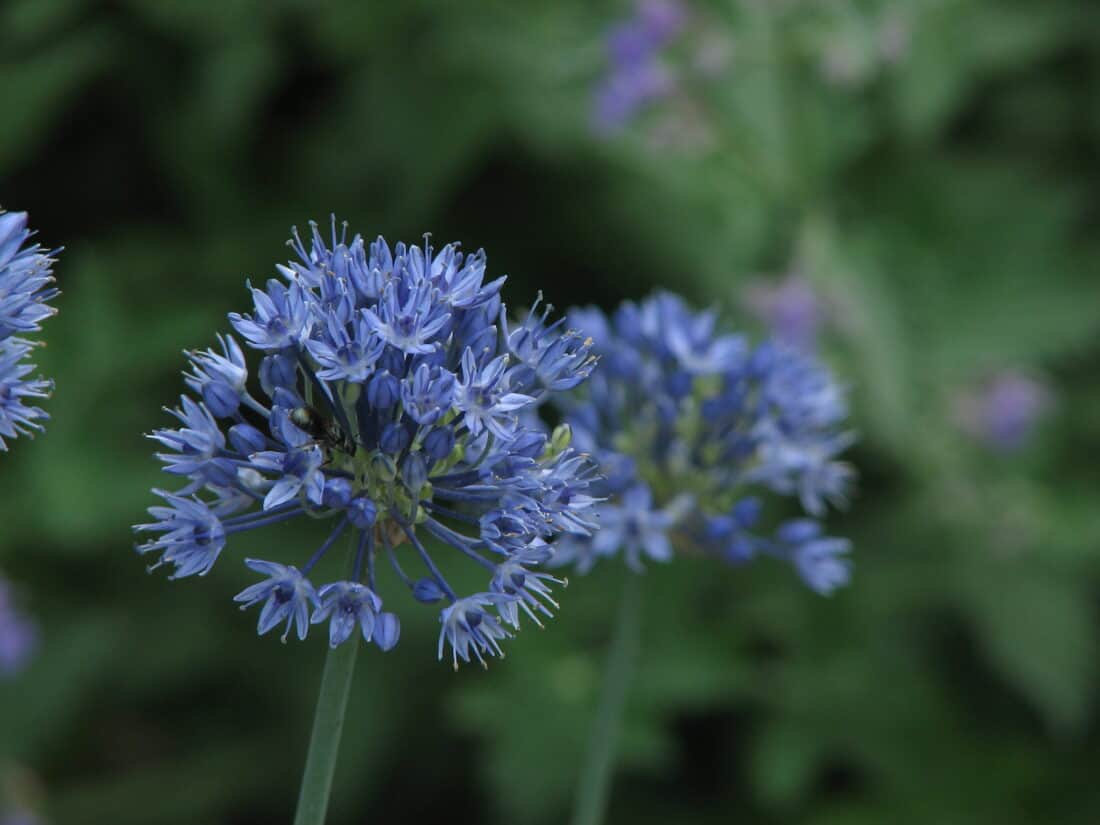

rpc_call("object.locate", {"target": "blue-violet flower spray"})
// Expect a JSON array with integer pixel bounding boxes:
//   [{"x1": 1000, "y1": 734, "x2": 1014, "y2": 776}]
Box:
[{"x1": 135, "y1": 220, "x2": 600, "y2": 668}]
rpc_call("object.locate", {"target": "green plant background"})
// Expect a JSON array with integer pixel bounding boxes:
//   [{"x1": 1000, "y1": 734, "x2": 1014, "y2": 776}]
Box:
[{"x1": 2, "y1": 1, "x2": 1099, "y2": 823}]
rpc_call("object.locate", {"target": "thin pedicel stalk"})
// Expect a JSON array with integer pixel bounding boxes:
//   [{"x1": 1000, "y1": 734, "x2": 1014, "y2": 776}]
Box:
[
  {"x1": 293, "y1": 638, "x2": 360, "y2": 825},
  {"x1": 571, "y1": 573, "x2": 643, "y2": 825}
]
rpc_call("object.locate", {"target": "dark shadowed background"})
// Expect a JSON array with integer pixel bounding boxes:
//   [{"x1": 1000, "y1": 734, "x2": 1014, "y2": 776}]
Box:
[{"x1": 2, "y1": 1, "x2": 1099, "y2": 823}]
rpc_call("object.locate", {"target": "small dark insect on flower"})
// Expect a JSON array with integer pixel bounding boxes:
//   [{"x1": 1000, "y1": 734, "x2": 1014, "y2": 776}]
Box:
[
  {"x1": 290, "y1": 405, "x2": 356, "y2": 455},
  {"x1": 288, "y1": 404, "x2": 325, "y2": 436}
]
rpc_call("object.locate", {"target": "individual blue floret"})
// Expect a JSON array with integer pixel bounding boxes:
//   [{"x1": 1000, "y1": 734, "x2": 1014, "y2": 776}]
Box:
[
  {"x1": 233, "y1": 560, "x2": 319, "y2": 642},
  {"x1": 438, "y1": 594, "x2": 515, "y2": 670}
]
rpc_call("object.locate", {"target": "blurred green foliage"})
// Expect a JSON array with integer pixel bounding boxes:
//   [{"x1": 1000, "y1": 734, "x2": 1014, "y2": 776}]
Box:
[{"x1": 2, "y1": 0, "x2": 1099, "y2": 823}]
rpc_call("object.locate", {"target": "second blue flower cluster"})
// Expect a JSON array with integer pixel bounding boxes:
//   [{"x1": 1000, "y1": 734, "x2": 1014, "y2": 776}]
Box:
[{"x1": 553, "y1": 292, "x2": 854, "y2": 594}]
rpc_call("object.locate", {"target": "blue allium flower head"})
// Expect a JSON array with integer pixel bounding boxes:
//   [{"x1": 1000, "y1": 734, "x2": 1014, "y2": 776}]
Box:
[
  {"x1": 0, "y1": 211, "x2": 59, "y2": 451},
  {"x1": 0, "y1": 575, "x2": 38, "y2": 677},
  {"x1": 552, "y1": 291, "x2": 855, "y2": 594},
  {"x1": 136, "y1": 219, "x2": 600, "y2": 667}
]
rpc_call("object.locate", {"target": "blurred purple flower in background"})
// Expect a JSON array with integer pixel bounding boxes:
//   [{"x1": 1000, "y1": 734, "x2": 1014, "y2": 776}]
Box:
[
  {"x1": 742, "y1": 274, "x2": 824, "y2": 352},
  {"x1": 0, "y1": 761, "x2": 42, "y2": 825},
  {"x1": 877, "y1": 10, "x2": 912, "y2": 65},
  {"x1": 593, "y1": 0, "x2": 687, "y2": 133},
  {"x1": 0, "y1": 576, "x2": 37, "y2": 677},
  {"x1": 819, "y1": 8, "x2": 913, "y2": 88},
  {"x1": 955, "y1": 370, "x2": 1053, "y2": 452}
]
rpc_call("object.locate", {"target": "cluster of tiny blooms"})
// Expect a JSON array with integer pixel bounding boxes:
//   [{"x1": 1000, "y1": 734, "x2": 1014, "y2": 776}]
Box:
[
  {"x1": 0, "y1": 211, "x2": 59, "y2": 451},
  {"x1": 551, "y1": 292, "x2": 854, "y2": 595},
  {"x1": 134, "y1": 220, "x2": 600, "y2": 668},
  {"x1": 592, "y1": 0, "x2": 686, "y2": 133},
  {"x1": 0, "y1": 575, "x2": 37, "y2": 677}
]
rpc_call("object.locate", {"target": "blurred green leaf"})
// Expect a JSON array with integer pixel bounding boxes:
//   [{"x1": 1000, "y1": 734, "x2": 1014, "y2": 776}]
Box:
[
  {"x1": 959, "y1": 562, "x2": 1097, "y2": 734},
  {"x1": 0, "y1": 28, "x2": 114, "y2": 171}
]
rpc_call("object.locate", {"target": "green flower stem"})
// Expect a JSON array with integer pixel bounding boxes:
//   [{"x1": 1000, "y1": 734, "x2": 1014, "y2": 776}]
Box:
[
  {"x1": 571, "y1": 573, "x2": 643, "y2": 825},
  {"x1": 293, "y1": 639, "x2": 360, "y2": 825}
]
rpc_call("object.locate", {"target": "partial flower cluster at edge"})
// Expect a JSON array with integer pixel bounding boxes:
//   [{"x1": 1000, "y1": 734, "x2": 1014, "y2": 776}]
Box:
[
  {"x1": 135, "y1": 220, "x2": 600, "y2": 668},
  {"x1": 0, "y1": 211, "x2": 59, "y2": 451}
]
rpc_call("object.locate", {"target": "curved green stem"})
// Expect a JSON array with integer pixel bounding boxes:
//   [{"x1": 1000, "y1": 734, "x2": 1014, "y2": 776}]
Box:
[
  {"x1": 293, "y1": 640, "x2": 360, "y2": 825},
  {"x1": 571, "y1": 573, "x2": 643, "y2": 825}
]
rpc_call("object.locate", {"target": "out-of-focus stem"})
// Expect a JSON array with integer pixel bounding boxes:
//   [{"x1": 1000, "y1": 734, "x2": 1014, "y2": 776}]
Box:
[{"x1": 570, "y1": 573, "x2": 643, "y2": 825}]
